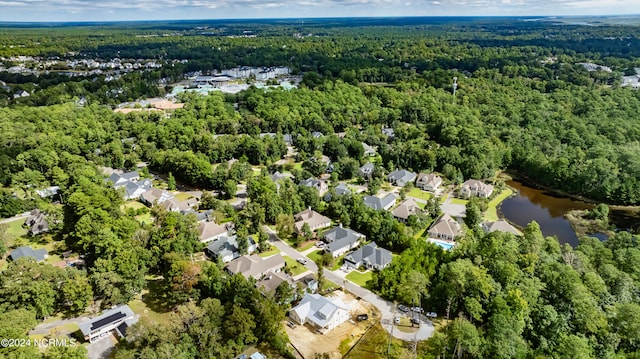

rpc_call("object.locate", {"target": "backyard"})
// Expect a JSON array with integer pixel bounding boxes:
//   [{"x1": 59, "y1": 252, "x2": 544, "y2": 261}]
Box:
[
  {"x1": 484, "y1": 188, "x2": 514, "y2": 221},
  {"x1": 406, "y1": 188, "x2": 432, "y2": 201}
]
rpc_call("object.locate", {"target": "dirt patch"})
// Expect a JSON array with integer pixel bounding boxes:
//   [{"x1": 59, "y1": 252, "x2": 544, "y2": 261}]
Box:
[{"x1": 286, "y1": 291, "x2": 378, "y2": 358}]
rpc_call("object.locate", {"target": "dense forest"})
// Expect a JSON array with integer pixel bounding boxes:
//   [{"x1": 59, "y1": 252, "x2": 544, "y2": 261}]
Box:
[{"x1": 1, "y1": 17, "x2": 640, "y2": 359}]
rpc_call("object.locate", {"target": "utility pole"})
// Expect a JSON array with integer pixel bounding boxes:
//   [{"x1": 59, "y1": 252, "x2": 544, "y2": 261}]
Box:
[{"x1": 452, "y1": 76, "x2": 458, "y2": 105}]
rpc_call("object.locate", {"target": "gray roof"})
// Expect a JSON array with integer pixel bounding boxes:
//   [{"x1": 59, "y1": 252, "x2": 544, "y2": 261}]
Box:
[
  {"x1": 388, "y1": 169, "x2": 417, "y2": 184},
  {"x1": 206, "y1": 235, "x2": 256, "y2": 260},
  {"x1": 382, "y1": 128, "x2": 395, "y2": 138},
  {"x1": 9, "y1": 246, "x2": 48, "y2": 262},
  {"x1": 324, "y1": 183, "x2": 351, "y2": 201},
  {"x1": 324, "y1": 226, "x2": 364, "y2": 255},
  {"x1": 360, "y1": 163, "x2": 374, "y2": 173},
  {"x1": 363, "y1": 193, "x2": 397, "y2": 211},
  {"x1": 345, "y1": 242, "x2": 392, "y2": 268},
  {"x1": 36, "y1": 186, "x2": 60, "y2": 198},
  {"x1": 79, "y1": 305, "x2": 136, "y2": 337}
]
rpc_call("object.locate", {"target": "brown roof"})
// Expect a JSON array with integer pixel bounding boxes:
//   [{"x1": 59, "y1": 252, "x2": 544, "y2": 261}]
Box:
[
  {"x1": 198, "y1": 221, "x2": 231, "y2": 242},
  {"x1": 417, "y1": 173, "x2": 442, "y2": 187},
  {"x1": 294, "y1": 208, "x2": 331, "y2": 232},
  {"x1": 428, "y1": 214, "x2": 462, "y2": 239},
  {"x1": 226, "y1": 254, "x2": 285, "y2": 279},
  {"x1": 391, "y1": 198, "x2": 420, "y2": 220},
  {"x1": 257, "y1": 270, "x2": 293, "y2": 293}
]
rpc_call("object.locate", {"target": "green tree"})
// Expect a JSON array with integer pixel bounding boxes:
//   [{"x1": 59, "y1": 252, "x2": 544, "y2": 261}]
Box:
[
  {"x1": 167, "y1": 172, "x2": 177, "y2": 190},
  {"x1": 464, "y1": 199, "x2": 482, "y2": 229}
]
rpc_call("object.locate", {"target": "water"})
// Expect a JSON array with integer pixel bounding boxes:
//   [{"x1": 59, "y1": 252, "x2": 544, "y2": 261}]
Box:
[
  {"x1": 428, "y1": 239, "x2": 454, "y2": 251},
  {"x1": 500, "y1": 180, "x2": 593, "y2": 246}
]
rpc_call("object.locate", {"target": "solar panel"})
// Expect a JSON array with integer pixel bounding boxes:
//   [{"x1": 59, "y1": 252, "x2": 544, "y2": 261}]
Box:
[{"x1": 90, "y1": 312, "x2": 127, "y2": 331}]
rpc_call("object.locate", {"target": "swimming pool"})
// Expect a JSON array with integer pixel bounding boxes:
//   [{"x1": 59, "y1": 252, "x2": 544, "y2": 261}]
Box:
[{"x1": 428, "y1": 239, "x2": 455, "y2": 251}]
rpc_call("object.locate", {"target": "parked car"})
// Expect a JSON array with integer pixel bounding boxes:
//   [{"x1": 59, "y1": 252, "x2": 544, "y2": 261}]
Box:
[
  {"x1": 357, "y1": 314, "x2": 369, "y2": 321},
  {"x1": 398, "y1": 304, "x2": 410, "y2": 313},
  {"x1": 426, "y1": 312, "x2": 438, "y2": 318},
  {"x1": 411, "y1": 317, "x2": 420, "y2": 325},
  {"x1": 297, "y1": 258, "x2": 307, "y2": 265},
  {"x1": 394, "y1": 317, "x2": 400, "y2": 324},
  {"x1": 411, "y1": 306, "x2": 424, "y2": 313}
]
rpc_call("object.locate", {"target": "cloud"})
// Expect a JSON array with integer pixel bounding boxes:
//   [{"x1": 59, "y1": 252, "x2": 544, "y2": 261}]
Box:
[{"x1": 0, "y1": 0, "x2": 638, "y2": 21}]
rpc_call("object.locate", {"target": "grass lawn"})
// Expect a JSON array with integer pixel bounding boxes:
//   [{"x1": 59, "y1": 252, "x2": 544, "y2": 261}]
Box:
[
  {"x1": 293, "y1": 162, "x2": 303, "y2": 170},
  {"x1": 123, "y1": 201, "x2": 146, "y2": 210},
  {"x1": 135, "y1": 213, "x2": 154, "y2": 224},
  {"x1": 413, "y1": 228, "x2": 427, "y2": 239},
  {"x1": 128, "y1": 279, "x2": 173, "y2": 326},
  {"x1": 450, "y1": 197, "x2": 469, "y2": 205},
  {"x1": 439, "y1": 193, "x2": 449, "y2": 204},
  {"x1": 344, "y1": 323, "x2": 411, "y2": 359},
  {"x1": 173, "y1": 192, "x2": 193, "y2": 201},
  {"x1": 484, "y1": 188, "x2": 514, "y2": 222},
  {"x1": 321, "y1": 279, "x2": 339, "y2": 292},
  {"x1": 298, "y1": 241, "x2": 316, "y2": 252},
  {"x1": 331, "y1": 254, "x2": 346, "y2": 271},
  {"x1": 345, "y1": 270, "x2": 373, "y2": 289},
  {"x1": 258, "y1": 245, "x2": 281, "y2": 257},
  {"x1": 283, "y1": 256, "x2": 308, "y2": 276},
  {"x1": 416, "y1": 201, "x2": 426, "y2": 209},
  {"x1": 406, "y1": 187, "x2": 432, "y2": 201},
  {"x1": 307, "y1": 250, "x2": 323, "y2": 264},
  {"x1": 6, "y1": 219, "x2": 28, "y2": 239}
]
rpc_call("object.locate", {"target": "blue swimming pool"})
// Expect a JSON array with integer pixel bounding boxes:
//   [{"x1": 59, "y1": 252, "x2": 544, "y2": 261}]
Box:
[{"x1": 428, "y1": 239, "x2": 454, "y2": 251}]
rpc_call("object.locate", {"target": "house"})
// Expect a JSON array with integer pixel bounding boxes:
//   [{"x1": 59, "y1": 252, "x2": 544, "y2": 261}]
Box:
[
  {"x1": 362, "y1": 142, "x2": 377, "y2": 157},
  {"x1": 428, "y1": 214, "x2": 462, "y2": 241},
  {"x1": 198, "y1": 221, "x2": 233, "y2": 243},
  {"x1": 299, "y1": 177, "x2": 328, "y2": 196},
  {"x1": 226, "y1": 253, "x2": 285, "y2": 280},
  {"x1": 416, "y1": 173, "x2": 443, "y2": 191},
  {"x1": 324, "y1": 183, "x2": 351, "y2": 201},
  {"x1": 289, "y1": 294, "x2": 350, "y2": 333},
  {"x1": 106, "y1": 171, "x2": 151, "y2": 200},
  {"x1": 159, "y1": 197, "x2": 199, "y2": 212},
  {"x1": 106, "y1": 171, "x2": 140, "y2": 186},
  {"x1": 363, "y1": 193, "x2": 397, "y2": 211},
  {"x1": 311, "y1": 131, "x2": 324, "y2": 138},
  {"x1": 391, "y1": 198, "x2": 421, "y2": 222},
  {"x1": 359, "y1": 163, "x2": 375, "y2": 180},
  {"x1": 344, "y1": 242, "x2": 392, "y2": 271},
  {"x1": 78, "y1": 305, "x2": 138, "y2": 343},
  {"x1": 271, "y1": 171, "x2": 291, "y2": 193},
  {"x1": 205, "y1": 235, "x2": 257, "y2": 263},
  {"x1": 9, "y1": 246, "x2": 48, "y2": 263},
  {"x1": 294, "y1": 208, "x2": 332, "y2": 234},
  {"x1": 257, "y1": 270, "x2": 295, "y2": 296},
  {"x1": 24, "y1": 209, "x2": 49, "y2": 235},
  {"x1": 460, "y1": 180, "x2": 494, "y2": 198},
  {"x1": 140, "y1": 188, "x2": 174, "y2": 206},
  {"x1": 297, "y1": 274, "x2": 319, "y2": 294},
  {"x1": 36, "y1": 186, "x2": 60, "y2": 199},
  {"x1": 482, "y1": 220, "x2": 520, "y2": 235},
  {"x1": 250, "y1": 352, "x2": 267, "y2": 359},
  {"x1": 182, "y1": 209, "x2": 214, "y2": 222},
  {"x1": 382, "y1": 127, "x2": 395, "y2": 139},
  {"x1": 323, "y1": 225, "x2": 365, "y2": 257},
  {"x1": 388, "y1": 170, "x2": 417, "y2": 187}
]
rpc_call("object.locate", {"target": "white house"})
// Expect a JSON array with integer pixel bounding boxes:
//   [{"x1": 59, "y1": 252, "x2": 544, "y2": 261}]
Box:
[
  {"x1": 460, "y1": 180, "x2": 494, "y2": 198},
  {"x1": 78, "y1": 305, "x2": 138, "y2": 343},
  {"x1": 289, "y1": 294, "x2": 350, "y2": 333}
]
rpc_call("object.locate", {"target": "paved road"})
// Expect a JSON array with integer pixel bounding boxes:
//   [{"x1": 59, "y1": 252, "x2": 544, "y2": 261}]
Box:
[
  {"x1": 264, "y1": 226, "x2": 435, "y2": 341},
  {"x1": 0, "y1": 213, "x2": 30, "y2": 224}
]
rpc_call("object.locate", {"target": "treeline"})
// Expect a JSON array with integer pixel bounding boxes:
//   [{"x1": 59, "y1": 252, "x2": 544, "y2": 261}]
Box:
[{"x1": 371, "y1": 224, "x2": 640, "y2": 358}]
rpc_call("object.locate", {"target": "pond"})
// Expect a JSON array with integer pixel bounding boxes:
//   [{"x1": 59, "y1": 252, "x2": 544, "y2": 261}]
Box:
[
  {"x1": 500, "y1": 180, "x2": 593, "y2": 246},
  {"x1": 500, "y1": 180, "x2": 640, "y2": 247}
]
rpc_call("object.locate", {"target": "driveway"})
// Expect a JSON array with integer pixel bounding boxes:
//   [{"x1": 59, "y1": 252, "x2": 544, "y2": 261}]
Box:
[{"x1": 264, "y1": 226, "x2": 435, "y2": 341}]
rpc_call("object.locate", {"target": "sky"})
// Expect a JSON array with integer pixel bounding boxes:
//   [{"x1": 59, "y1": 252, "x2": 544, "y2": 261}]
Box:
[{"x1": 0, "y1": 0, "x2": 638, "y2": 22}]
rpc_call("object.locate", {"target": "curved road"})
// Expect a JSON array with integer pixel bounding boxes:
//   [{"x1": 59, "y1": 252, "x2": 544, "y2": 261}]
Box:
[{"x1": 264, "y1": 226, "x2": 435, "y2": 341}]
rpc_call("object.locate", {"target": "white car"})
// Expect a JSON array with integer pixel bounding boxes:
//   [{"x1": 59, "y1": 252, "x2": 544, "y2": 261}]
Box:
[{"x1": 296, "y1": 258, "x2": 307, "y2": 265}]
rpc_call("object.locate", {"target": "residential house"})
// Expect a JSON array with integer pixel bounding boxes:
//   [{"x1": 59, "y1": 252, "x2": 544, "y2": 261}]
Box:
[
  {"x1": 106, "y1": 171, "x2": 152, "y2": 200},
  {"x1": 140, "y1": 188, "x2": 174, "y2": 207},
  {"x1": 324, "y1": 183, "x2": 351, "y2": 201},
  {"x1": 36, "y1": 186, "x2": 60, "y2": 199},
  {"x1": 311, "y1": 131, "x2": 324, "y2": 138},
  {"x1": 391, "y1": 198, "x2": 421, "y2": 222},
  {"x1": 198, "y1": 221, "x2": 233, "y2": 243},
  {"x1": 299, "y1": 177, "x2": 328, "y2": 196},
  {"x1": 205, "y1": 235, "x2": 257, "y2": 263},
  {"x1": 363, "y1": 193, "x2": 397, "y2": 211},
  {"x1": 289, "y1": 294, "x2": 350, "y2": 333},
  {"x1": 362, "y1": 142, "x2": 377, "y2": 157},
  {"x1": 159, "y1": 197, "x2": 199, "y2": 212},
  {"x1": 382, "y1": 127, "x2": 395, "y2": 139},
  {"x1": 78, "y1": 305, "x2": 138, "y2": 343},
  {"x1": 460, "y1": 180, "x2": 494, "y2": 198},
  {"x1": 428, "y1": 214, "x2": 462, "y2": 241},
  {"x1": 9, "y1": 246, "x2": 48, "y2": 263},
  {"x1": 323, "y1": 225, "x2": 365, "y2": 258},
  {"x1": 482, "y1": 220, "x2": 520, "y2": 235},
  {"x1": 257, "y1": 270, "x2": 295, "y2": 297},
  {"x1": 388, "y1": 169, "x2": 417, "y2": 187},
  {"x1": 297, "y1": 274, "x2": 319, "y2": 294},
  {"x1": 226, "y1": 253, "x2": 285, "y2": 280},
  {"x1": 344, "y1": 242, "x2": 392, "y2": 271},
  {"x1": 24, "y1": 209, "x2": 49, "y2": 235},
  {"x1": 359, "y1": 163, "x2": 375, "y2": 180},
  {"x1": 270, "y1": 171, "x2": 291, "y2": 193},
  {"x1": 294, "y1": 208, "x2": 332, "y2": 234},
  {"x1": 106, "y1": 171, "x2": 140, "y2": 186},
  {"x1": 416, "y1": 173, "x2": 443, "y2": 191},
  {"x1": 182, "y1": 208, "x2": 214, "y2": 223}
]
